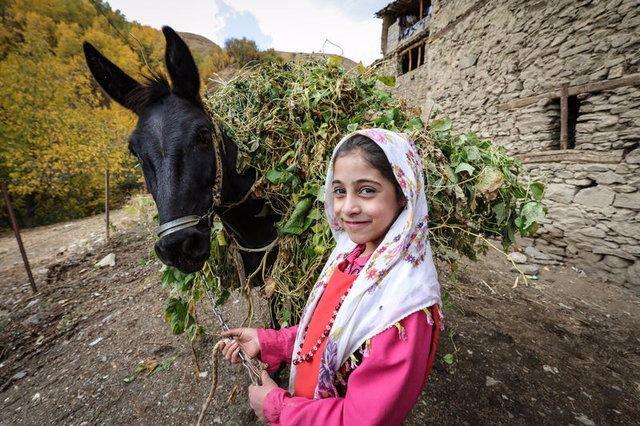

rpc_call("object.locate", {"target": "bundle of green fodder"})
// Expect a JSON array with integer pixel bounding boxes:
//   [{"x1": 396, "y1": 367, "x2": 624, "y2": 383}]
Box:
[{"x1": 162, "y1": 57, "x2": 545, "y2": 335}]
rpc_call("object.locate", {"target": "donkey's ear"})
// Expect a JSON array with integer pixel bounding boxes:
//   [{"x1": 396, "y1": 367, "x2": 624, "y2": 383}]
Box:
[
  {"x1": 83, "y1": 42, "x2": 142, "y2": 112},
  {"x1": 162, "y1": 26, "x2": 200, "y2": 100}
]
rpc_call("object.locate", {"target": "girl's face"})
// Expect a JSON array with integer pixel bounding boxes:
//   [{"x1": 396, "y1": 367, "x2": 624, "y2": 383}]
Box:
[{"x1": 332, "y1": 151, "x2": 405, "y2": 256}]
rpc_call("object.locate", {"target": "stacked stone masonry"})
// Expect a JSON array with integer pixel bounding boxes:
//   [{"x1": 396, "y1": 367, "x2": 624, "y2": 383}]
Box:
[{"x1": 376, "y1": 0, "x2": 640, "y2": 287}]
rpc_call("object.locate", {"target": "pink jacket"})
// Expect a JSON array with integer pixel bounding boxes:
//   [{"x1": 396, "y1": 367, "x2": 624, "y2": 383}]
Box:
[{"x1": 256, "y1": 309, "x2": 433, "y2": 425}]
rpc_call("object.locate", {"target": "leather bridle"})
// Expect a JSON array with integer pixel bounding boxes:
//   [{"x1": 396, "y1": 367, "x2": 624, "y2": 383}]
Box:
[{"x1": 155, "y1": 123, "x2": 277, "y2": 254}]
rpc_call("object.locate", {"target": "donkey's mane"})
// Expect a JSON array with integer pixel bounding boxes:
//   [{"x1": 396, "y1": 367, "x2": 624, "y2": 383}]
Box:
[{"x1": 127, "y1": 70, "x2": 171, "y2": 112}]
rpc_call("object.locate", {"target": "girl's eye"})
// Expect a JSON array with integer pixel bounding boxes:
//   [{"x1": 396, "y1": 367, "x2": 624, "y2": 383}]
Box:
[
  {"x1": 360, "y1": 187, "x2": 376, "y2": 195},
  {"x1": 333, "y1": 187, "x2": 346, "y2": 196}
]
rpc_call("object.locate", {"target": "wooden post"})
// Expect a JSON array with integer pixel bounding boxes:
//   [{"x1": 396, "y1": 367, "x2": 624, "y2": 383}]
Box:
[
  {"x1": 420, "y1": 0, "x2": 424, "y2": 18},
  {"x1": 1, "y1": 182, "x2": 37, "y2": 293},
  {"x1": 105, "y1": 169, "x2": 110, "y2": 241},
  {"x1": 560, "y1": 84, "x2": 569, "y2": 150},
  {"x1": 409, "y1": 48, "x2": 413, "y2": 71}
]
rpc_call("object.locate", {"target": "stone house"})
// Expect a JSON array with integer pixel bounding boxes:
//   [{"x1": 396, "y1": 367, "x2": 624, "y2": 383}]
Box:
[{"x1": 375, "y1": 0, "x2": 640, "y2": 287}]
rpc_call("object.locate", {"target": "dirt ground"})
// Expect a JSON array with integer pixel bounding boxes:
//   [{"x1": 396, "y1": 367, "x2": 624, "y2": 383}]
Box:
[{"x1": 0, "y1": 207, "x2": 638, "y2": 425}]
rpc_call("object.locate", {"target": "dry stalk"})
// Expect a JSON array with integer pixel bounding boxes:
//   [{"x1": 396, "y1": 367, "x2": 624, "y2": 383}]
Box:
[{"x1": 197, "y1": 340, "x2": 224, "y2": 426}]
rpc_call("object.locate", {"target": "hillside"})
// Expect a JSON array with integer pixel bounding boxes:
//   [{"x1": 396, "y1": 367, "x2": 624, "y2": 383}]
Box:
[{"x1": 178, "y1": 31, "x2": 223, "y2": 56}]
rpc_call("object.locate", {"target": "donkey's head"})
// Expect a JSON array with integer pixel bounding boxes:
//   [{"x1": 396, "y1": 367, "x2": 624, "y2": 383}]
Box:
[{"x1": 84, "y1": 27, "x2": 214, "y2": 273}]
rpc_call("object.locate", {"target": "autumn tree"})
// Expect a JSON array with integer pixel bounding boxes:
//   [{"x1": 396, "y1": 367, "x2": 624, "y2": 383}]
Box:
[{"x1": 224, "y1": 37, "x2": 262, "y2": 66}]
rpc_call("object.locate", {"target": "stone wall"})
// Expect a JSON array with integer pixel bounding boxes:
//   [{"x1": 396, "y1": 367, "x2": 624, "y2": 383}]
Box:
[
  {"x1": 387, "y1": 21, "x2": 400, "y2": 54},
  {"x1": 376, "y1": 0, "x2": 640, "y2": 287}
]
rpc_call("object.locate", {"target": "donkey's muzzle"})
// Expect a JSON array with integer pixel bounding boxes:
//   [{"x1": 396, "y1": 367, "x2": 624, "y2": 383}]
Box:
[{"x1": 155, "y1": 226, "x2": 210, "y2": 273}]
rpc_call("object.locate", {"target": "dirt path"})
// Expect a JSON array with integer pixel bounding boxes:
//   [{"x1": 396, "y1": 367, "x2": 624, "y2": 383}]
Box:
[
  {"x1": 0, "y1": 214, "x2": 638, "y2": 425},
  {"x1": 0, "y1": 208, "x2": 137, "y2": 274}
]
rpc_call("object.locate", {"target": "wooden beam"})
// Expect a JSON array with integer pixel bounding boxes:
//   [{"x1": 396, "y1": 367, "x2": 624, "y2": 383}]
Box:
[
  {"x1": 560, "y1": 84, "x2": 569, "y2": 150},
  {"x1": 420, "y1": 0, "x2": 424, "y2": 18},
  {"x1": 516, "y1": 149, "x2": 623, "y2": 164},
  {"x1": 498, "y1": 72, "x2": 640, "y2": 111},
  {"x1": 409, "y1": 48, "x2": 413, "y2": 71}
]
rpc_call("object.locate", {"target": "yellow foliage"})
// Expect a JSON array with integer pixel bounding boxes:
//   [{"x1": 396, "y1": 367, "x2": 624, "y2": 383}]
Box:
[
  {"x1": 55, "y1": 22, "x2": 83, "y2": 58},
  {"x1": 0, "y1": 0, "x2": 231, "y2": 226}
]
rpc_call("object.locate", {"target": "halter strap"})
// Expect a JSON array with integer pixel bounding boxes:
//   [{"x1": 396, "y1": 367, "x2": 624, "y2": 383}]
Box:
[
  {"x1": 154, "y1": 123, "x2": 272, "y2": 252},
  {"x1": 155, "y1": 123, "x2": 224, "y2": 240},
  {"x1": 156, "y1": 215, "x2": 202, "y2": 239}
]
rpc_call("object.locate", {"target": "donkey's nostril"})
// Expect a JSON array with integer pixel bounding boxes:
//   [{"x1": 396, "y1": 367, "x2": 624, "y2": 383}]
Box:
[
  {"x1": 154, "y1": 240, "x2": 171, "y2": 264},
  {"x1": 181, "y1": 234, "x2": 208, "y2": 258}
]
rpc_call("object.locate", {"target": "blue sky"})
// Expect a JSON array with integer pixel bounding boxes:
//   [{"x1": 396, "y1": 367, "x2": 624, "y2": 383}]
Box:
[{"x1": 106, "y1": 0, "x2": 390, "y2": 64}]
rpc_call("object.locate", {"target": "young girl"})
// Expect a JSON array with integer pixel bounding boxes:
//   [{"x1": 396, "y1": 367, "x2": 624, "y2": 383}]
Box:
[{"x1": 219, "y1": 129, "x2": 442, "y2": 425}]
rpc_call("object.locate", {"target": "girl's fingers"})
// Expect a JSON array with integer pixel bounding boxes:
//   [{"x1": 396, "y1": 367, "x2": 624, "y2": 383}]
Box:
[
  {"x1": 220, "y1": 328, "x2": 242, "y2": 338},
  {"x1": 223, "y1": 341, "x2": 237, "y2": 359},
  {"x1": 231, "y1": 344, "x2": 242, "y2": 363}
]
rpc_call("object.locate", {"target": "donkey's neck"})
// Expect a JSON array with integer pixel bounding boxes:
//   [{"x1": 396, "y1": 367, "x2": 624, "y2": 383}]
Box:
[{"x1": 215, "y1": 129, "x2": 279, "y2": 276}]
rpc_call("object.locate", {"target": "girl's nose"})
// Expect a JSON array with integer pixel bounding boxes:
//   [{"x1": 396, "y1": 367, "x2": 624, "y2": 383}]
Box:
[{"x1": 344, "y1": 195, "x2": 361, "y2": 215}]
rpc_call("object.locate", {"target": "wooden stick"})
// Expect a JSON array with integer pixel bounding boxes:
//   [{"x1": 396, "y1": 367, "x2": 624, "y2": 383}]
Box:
[
  {"x1": 560, "y1": 84, "x2": 569, "y2": 150},
  {"x1": 105, "y1": 169, "x2": 110, "y2": 241},
  {"x1": 1, "y1": 182, "x2": 37, "y2": 293}
]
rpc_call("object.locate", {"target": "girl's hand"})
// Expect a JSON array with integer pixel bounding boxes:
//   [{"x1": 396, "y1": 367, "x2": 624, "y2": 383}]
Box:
[
  {"x1": 248, "y1": 371, "x2": 279, "y2": 422},
  {"x1": 218, "y1": 328, "x2": 260, "y2": 363}
]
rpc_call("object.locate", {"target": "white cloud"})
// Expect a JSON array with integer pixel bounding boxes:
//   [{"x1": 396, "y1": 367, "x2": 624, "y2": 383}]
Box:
[
  {"x1": 107, "y1": 0, "x2": 221, "y2": 44},
  {"x1": 106, "y1": 0, "x2": 384, "y2": 64},
  {"x1": 219, "y1": 0, "x2": 382, "y2": 64}
]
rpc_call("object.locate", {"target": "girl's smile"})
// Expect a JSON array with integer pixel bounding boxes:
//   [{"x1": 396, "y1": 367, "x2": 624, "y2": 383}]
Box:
[{"x1": 332, "y1": 151, "x2": 405, "y2": 256}]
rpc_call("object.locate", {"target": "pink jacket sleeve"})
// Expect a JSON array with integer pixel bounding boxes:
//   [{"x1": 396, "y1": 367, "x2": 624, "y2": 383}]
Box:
[
  {"x1": 257, "y1": 325, "x2": 299, "y2": 374},
  {"x1": 262, "y1": 310, "x2": 433, "y2": 426}
]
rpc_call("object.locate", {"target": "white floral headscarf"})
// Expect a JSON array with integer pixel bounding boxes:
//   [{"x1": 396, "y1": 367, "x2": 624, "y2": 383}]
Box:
[{"x1": 288, "y1": 128, "x2": 442, "y2": 398}]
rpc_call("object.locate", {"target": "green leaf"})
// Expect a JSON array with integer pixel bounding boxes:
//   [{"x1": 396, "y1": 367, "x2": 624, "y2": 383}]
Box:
[
  {"x1": 431, "y1": 117, "x2": 452, "y2": 132},
  {"x1": 519, "y1": 201, "x2": 545, "y2": 233},
  {"x1": 266, "y1": 169, "x2": 284, "y2": 184},
  {"x1": 281, "y1": 198, "x2": 314, "y2": 235},
  {"x1": 407, "y1": 117, "x2": 423, "y2": 130},
  {"x1": 443, "y1": 353, "x2": 455, "y2": 365},
  {"x1": 377, "y1": 75, "x2": 396, "y2": 87},
  {"x1": 475, "y1": 166, "x2": 504, "y2": 200},
  {"x1": 464, "y1": 145, "x2": 481, "y2": 161},
  {"x1": 161, "y1": 268, "x2": 176, "y2": 288},
  {"x1": 528, "y1": 182, "x2": 545, "y2": 201},
  {"x1": 454, "y1": 162, "x2": 475, "y2": 175},
  {"x1": 347, "y1": 123, "x2": 358, "y2": 132},
  {"x1": 307, "y1": 208, "x2": 322, "y2": 220},
  {"x1": 493, "y1": 202, "x2": 508, "y2": 225},
  {"x1": 163, "y1": 298, "x2": 190, "y2": 335}
]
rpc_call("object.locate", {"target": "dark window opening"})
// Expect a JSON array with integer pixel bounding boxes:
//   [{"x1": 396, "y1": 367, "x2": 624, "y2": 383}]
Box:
[
  {"x1": 548, "y1": 95, "x2": 581, "y2": 149},
  {"x1": 400, "y1": 42, "x2": 426, "y2": 74},
  {"x1": 566, "y1": 95, "x2": 580, "y2": 149}
]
